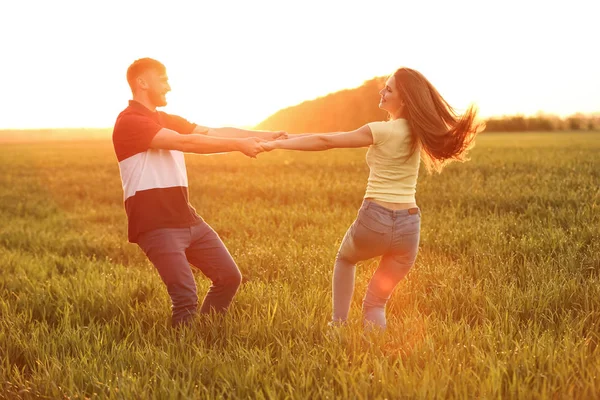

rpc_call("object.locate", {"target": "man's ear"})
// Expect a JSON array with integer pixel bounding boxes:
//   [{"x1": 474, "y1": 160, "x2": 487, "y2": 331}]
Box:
[{"x1": 137, "y1": 76, "x2": 148, "y2": 90}]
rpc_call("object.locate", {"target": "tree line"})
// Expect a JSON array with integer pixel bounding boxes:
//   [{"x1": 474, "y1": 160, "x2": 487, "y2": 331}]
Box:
[{"x1": 255, "y1": 77, "x2": 599, "y2": 133}]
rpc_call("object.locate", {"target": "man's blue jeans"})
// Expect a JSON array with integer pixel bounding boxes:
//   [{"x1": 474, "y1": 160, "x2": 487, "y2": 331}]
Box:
[{"x1": 137, "y1": 221, "x2": 242, "y2": 327}]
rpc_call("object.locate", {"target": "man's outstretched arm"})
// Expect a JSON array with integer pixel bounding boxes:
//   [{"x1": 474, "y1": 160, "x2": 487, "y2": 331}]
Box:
[
  {"x1": 150, "y1": 128, "x2": 265, "y2": 158},
  {"x1": 193, "y1": 125, "x2": 287, "y2": 141}
]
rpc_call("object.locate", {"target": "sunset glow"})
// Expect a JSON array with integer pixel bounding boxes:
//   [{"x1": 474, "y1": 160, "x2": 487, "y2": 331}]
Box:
[{"x1": 1, "y1": 0, "x2": 598, "y2": 129}]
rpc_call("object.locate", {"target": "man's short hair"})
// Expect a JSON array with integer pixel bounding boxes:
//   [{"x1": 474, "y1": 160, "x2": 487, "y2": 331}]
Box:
[{"x1": 126, "y1": 58, "x2": 166, "y2": 92}]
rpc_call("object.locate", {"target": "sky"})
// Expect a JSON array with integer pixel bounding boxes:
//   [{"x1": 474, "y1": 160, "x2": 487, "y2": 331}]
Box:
[{"x1": 1, "y1": 0, "x2": 598, "y2": 129}]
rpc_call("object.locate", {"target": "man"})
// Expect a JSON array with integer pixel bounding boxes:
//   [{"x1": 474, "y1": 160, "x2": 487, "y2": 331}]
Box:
[{"x1": 112, "y1": 58, "x2": 285, "y2": 327}]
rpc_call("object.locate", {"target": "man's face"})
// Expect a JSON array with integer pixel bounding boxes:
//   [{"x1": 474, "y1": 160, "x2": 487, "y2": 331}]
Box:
[{"x1": 138, "y1": 69, "x2": 171, "y2": 107}]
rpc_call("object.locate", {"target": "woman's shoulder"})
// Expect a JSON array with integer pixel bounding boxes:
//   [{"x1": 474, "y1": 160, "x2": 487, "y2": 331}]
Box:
[
  {"x1": 368, "y1": 118, "x2": 408, "y2": 127},
  {"x1": 369, "y1": 119, "x2": 408, "y2": 134},
  {"x1": 368, "y1": 120, "x2": 403, "y2": 146},
  {"x1": 390, "y1": 118, "x2": 408, "y2": 125}
]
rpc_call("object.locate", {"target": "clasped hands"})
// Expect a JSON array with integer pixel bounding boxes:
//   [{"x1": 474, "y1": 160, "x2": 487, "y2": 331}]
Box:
[{"x1": 238, "y1": 130, "x2": 287, "y2": 158}]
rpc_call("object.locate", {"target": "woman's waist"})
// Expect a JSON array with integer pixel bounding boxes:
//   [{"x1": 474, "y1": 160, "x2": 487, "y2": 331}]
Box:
[
  {"x1": 364, "y1": 185, "x2": 417, "y2": 208},
  {"x1": 365, "y1": 175, "x2": 417, "y2": 194},
  {"x1": 364, "y1": 197, "x2": 417, "y2": 211}
]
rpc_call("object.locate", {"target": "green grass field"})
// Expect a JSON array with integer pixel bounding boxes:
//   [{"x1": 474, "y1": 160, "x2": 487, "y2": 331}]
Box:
[{"x1": 1, "y1": 132, "x2": 599, "y2": 399}]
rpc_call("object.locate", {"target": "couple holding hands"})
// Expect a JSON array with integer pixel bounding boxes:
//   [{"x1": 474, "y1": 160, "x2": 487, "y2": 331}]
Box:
[{"x1": 112, "y1": 58, "x2": 483, "y2": 330}]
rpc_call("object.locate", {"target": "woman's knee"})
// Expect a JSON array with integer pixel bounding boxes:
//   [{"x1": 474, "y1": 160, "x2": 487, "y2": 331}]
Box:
[{"x1": 335, "y1": 249, "x2": 356, "y2": 268}]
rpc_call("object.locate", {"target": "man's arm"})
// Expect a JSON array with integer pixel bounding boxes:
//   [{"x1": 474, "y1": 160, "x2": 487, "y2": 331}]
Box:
[
  {"x1": 193, "y1": 125, "x2": 287, "y2": 141},
  {"x1": 150, "y1": 128, "x2": 265, "y2": 158}
]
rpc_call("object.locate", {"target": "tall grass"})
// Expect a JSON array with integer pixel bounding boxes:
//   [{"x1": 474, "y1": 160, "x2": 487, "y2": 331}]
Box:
[{"x1": 1, "y1": 132, "x2": 599, "y2": 399}]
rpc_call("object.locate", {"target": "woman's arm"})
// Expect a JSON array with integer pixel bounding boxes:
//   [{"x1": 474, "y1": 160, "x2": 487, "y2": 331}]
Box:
[{"x1": 262, "y1": 125, "x2": 373, "y2": 151}]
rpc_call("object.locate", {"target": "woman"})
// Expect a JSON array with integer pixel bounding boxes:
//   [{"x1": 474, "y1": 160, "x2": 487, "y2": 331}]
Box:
[{"x1": 261, "y1": 68, "x2": 484, "y2": 329}]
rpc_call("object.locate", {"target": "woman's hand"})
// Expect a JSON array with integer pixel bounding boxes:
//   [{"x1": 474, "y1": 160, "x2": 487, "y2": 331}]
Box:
[
  {"x1": 260, "y1": 141, "x2": 277, "y2": 152},
  {"x1": 237, "y1": 137, "x2": 268, "y2": 158}
]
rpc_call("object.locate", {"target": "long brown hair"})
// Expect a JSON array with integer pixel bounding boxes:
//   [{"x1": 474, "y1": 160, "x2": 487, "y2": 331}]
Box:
[{"x1": 393, "y1": 68, "x2": 485, "y2": 173}]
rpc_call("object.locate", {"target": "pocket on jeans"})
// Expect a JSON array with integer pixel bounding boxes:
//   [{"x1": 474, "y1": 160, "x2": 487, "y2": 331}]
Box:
[
  {"x1": 357, "y1": 208, "x2": 392, "y2": 234},
  {"x1": 397, "y1": 214, "x2": 421, "y2": 235},
  {"x1": 137, "y1": 232, "x2": 160, "y2": 256},
  {"x1": 137, "y1": 228, "x2": 181, "y2": 256}
]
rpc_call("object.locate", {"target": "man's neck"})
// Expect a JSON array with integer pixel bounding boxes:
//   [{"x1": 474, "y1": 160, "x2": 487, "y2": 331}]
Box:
[{"x1": 132, "y1": 95, "x2": 156, "y2": 112}]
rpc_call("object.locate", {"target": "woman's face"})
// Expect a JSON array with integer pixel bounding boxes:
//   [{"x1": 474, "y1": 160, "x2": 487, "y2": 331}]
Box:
[{"x1": 378, "y1": 75, "x2": 404, "y2": 118}]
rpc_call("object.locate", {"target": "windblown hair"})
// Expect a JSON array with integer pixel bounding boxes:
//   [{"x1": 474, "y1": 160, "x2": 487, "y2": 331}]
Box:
[
  {"x1": 393, "y1": 68, "x2": 485, "y2": 173},
  {"x1": 126, "y1": 58, "x2": 166, "y2": 93}
]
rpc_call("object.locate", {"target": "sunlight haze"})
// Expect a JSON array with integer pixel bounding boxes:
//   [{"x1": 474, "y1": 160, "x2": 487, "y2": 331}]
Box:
[{"x1": 1, "y1": 0, "x2": 598, "y2": 129}]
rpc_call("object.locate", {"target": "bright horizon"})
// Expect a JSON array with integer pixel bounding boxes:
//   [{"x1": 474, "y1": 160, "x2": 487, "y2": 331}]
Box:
[{"x1": 1, "y1": 0, "x2": 598, "y2": 130}]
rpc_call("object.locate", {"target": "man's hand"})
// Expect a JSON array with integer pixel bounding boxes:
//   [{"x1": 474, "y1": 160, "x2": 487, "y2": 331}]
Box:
[
  {"x1": 238, "y1": 137, "x2": 267, "y2": 158},
  {"x1": 257, "y1": 131, "x2": 288, "y2": 141}
]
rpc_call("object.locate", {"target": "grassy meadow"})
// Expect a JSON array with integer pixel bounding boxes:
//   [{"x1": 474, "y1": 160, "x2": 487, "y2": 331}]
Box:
[{"x1": 1, "y1": 131, "x2": 599, "y2": 399}]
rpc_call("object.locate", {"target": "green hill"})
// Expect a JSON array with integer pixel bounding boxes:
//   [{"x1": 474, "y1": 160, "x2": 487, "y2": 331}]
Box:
[{"x1": 255, "y1": 77, "x2": 389, "y2": 133}]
